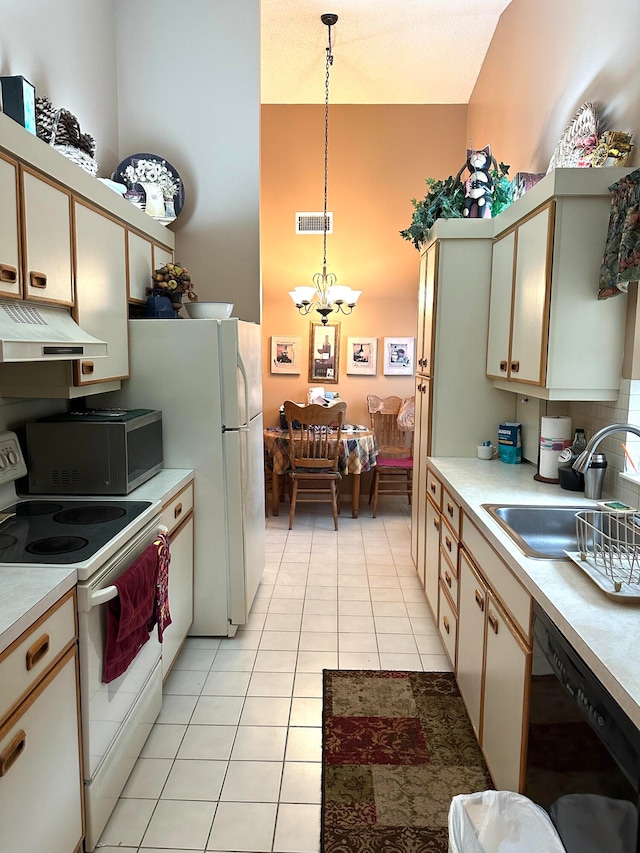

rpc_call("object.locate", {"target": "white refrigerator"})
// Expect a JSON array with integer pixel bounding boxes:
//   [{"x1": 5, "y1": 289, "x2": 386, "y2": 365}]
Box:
[{"x1": 110, "y1": 318, "x2": 265, "y2": 636}]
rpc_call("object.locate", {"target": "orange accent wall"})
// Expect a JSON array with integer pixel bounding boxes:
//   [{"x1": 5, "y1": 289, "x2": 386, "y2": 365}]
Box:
[{"x1": 261, "y1": 104, "x2": 468, "y2": 427}]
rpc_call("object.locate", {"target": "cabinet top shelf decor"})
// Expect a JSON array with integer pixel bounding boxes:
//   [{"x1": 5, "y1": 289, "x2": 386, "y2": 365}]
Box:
[{"x1": 0, "y1": 112, "x2": 174, "y2": 250}]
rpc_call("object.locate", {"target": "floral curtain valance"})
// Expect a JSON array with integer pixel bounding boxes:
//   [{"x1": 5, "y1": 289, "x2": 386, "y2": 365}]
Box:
[{"x1": 599, "y1": 168, "x2": 640, "y2": 299}]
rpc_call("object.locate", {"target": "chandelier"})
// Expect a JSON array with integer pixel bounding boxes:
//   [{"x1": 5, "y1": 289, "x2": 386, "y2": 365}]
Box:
[{"x1": 289, "y1": 13, "x2": 362, "y2": 325}]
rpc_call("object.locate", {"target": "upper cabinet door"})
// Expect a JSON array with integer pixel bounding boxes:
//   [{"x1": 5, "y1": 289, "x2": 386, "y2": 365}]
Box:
[
  {"x1": 153, "y1": 244, "x2": 173, "y2": 271},
  {"x1": 0, "y1": 152, "x2": 21, "y2": 298},
  {"x1": 21, "y1": 167, "x2": 73, "y2": 304},
  {"x1": 510, "y1": 204, "x2": 552, "y2": 385},
  {"x1": 74, "y1": 201, "x2": 128, "y2": 385},
  {"x1": 486, "y1": 230, "x2": 515, "y2": 379},
  {"x1": 128, "y1": 230, "x2": 153, "y2": 303}
]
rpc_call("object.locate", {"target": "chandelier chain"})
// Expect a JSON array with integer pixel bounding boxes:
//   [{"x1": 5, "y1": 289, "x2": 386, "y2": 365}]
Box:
[{"x1": 323, "y1": 22, "x2": 333, "y2": 269}]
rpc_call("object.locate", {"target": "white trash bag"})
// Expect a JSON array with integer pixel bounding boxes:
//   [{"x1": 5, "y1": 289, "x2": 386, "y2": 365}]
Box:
[{"x1": 448, "y1": 790, "x2": 566, "y2": 853}]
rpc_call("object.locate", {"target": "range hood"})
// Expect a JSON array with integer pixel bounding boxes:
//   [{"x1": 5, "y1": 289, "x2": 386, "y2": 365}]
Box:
[{"x1": 0, "y1": 301, "x2": 107, "y2": 362}]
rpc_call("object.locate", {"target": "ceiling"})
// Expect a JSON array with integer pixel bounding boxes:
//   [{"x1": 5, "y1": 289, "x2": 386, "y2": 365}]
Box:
[{"x1": 260, "y1": 0, "x2": 513, "y2": 105}]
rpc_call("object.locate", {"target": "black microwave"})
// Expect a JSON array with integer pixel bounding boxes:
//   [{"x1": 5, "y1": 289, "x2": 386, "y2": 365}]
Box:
[{"x1": 25, "y1": 408, "x2": 163, "y2": 495}]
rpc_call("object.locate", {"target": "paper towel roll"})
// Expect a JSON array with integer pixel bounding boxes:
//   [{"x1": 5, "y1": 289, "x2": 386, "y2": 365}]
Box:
[{"x1": 539, "y1": 416, "x2": 572, "y2": 480}]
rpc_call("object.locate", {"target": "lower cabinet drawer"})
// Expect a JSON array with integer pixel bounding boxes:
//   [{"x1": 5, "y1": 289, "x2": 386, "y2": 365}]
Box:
[
  {"x1": 161, "y1": 482, "x2": 194, "y2": 536},
  {"x1": 439, "y1": 548, "x2": 458, "y2": 604},
  {"x1": 438, "y1": 581, "x2": 457, "y2": 666},
  {"x1": 0, "y1": 590, "x2": 76, "y2": 724}
]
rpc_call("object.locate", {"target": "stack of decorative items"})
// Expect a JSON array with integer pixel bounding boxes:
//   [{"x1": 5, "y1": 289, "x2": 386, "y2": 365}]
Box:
[{"x1": 145, "y1": 263, "x2": 197, "y2": 319}]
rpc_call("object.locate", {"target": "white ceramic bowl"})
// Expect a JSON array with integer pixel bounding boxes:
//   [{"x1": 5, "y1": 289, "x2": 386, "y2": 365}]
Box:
[{"x1": 184, "y1": 301, "x2": 234, "y2": 319}]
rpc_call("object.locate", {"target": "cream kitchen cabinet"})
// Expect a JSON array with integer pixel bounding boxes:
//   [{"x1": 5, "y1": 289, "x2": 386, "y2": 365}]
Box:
[
  {"x1": 457, "y1": 514, "x2": 532, "y2": 792},
  {"x1": 0, "y1": 110, "x2": 175, "y2": 398},
  {"x1": 22, "y1": 166, "x2": 74, "y2": 304},
  {"x1": 410, "y1": 220, "x2": 515, "y2": 570},
  {"x1": 424, "y1": 488, "x2": 441, "y2": 616},
  {"x1": 161, "y1": 482, "x2": 194, "y2": 678},
  {"x1": 0, "y1": 589, "x2": 83, "y2": 853},
  {"x1": 74, "y1": 200, "x2": 129, "y2": 385},
  {"x1": 0, "y1": 150, "x2": 21, "y2": 298},
  {"x1": 127, "y1": 231, "x2": 174, "y2": 304},
  {"x1": 0, "y1": 156, "x2": 73, "y2": 304},
  {"x1": 486, "y1": 167, "x2": 631, "y2": 401}
]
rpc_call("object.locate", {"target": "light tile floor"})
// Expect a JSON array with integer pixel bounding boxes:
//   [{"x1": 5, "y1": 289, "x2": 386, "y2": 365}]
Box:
[{"x1": 96, "y1": 500, "x2": 451, "y2": 853}]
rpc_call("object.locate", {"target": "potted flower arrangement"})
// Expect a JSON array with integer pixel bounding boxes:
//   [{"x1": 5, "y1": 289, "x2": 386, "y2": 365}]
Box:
[{"x1": 150, "y1": 263, "x2": 198, "y2": 308}]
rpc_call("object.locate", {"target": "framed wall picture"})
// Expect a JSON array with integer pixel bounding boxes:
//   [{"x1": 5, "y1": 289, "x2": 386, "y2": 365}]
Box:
[
  {"x1": 383, "y1": 337, "x2": 415, "y2": 375},
  {"x1": 270, "y1": 336, "x2": 301, "y2": 374},
  {"x1": 309, "y1": 322, "x2": 340, "y2": 383},
  {"x1": 346, "y1": 336, "x2": 377, "y2": 376}
]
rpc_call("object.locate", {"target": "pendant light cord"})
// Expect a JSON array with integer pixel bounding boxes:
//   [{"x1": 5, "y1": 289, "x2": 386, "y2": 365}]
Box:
[{"x1": 323, "y1": 22, "x2": 333, "y2": 270}]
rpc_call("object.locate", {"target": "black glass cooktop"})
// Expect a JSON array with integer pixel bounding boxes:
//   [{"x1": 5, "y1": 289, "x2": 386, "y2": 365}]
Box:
[{"x1": 0, "y1": 500, "x2": 152, "y2": 564}]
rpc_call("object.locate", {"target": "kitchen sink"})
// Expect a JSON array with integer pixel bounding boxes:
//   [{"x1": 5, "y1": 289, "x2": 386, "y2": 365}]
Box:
[{"x1": 482, "y1": 504, "x2": 594, "y2": 559}]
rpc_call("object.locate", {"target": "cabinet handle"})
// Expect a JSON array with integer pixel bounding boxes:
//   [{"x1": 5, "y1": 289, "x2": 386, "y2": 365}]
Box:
[
  {"x1": 445, "y1": 535, "x2": 452, "y2": 552},
  {"x1": 423, "y1": 358, "x2": 429, "y2": 371},
  {"x1": 418, "y1": 357, "x2": 424, "y2": 368},
  {"x1": 417, "y1": 383, "x2": 423, "y2": 392},
  {"x1": 446, "y1": 502, "x2": 454, "y2": 517},
  {"x1": 0, "y1": 730, "x2": 26, "y2": 777},
  {"x1": 29, "y1": 271, "x2": 47, "y2": 289},
  {"x1": 81, "y1": 361, "x2": 94, "y2": 375},
  {"x1": 433, "y1": 517, "x2": 439, "y2": 531},
  {"x1": 0, "y1": 264, "x2": 18, "y2": 283},
  {"x1": 429, "y1": 481, "x2": 436, "y2": 495},
  {"x1": 25, "y1": 633, "x2": 50, "y2": 670},
  {"x1": 499, "y1": 360, "x2": 508, "y2": 372},
  {"x1": 442, "y1": 615, "x2": 450, "y2": 634},
  {"x1": 488, "y1": 611, "x2": 499, "y2": 634},
  {"x1": 474, "y1": 589, "x2": 484, "y2": 611},
  {"x1": 444, "y1": 570, "x2": 452, "y2": 588},
  {"x1": 510, "y1": 360, "x2": 520, "y2": 373},
  {"x1": 174, "y1": 502, "x2": 183, "y2": 519}
]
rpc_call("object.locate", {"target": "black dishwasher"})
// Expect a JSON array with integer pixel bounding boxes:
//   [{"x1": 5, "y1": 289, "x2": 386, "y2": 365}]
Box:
[{"x1": 525, "y1": 603, "x2": 640, "y2": 853}]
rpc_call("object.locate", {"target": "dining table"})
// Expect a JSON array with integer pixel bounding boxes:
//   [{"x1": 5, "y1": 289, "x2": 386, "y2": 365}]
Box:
[{"x1": 263, "y1": 426, "x2": 378, "y2": 518}]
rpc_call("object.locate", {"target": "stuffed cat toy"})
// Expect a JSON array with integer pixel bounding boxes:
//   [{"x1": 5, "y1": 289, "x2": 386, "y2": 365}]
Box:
[{"x1": 462, "y1": 146, "x2": 495, "y2": 219}]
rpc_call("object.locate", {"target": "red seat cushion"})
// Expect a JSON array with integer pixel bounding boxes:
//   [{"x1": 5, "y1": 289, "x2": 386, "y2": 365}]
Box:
[{"x1": 376, "y1": 455, "x2": 413, "y2": 469}]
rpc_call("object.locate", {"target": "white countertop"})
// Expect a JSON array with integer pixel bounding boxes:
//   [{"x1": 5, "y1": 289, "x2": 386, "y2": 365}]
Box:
[
  {"x1": 0, "y1": 468, "x2": 194, "y2": 655},
  {"x1": 428, "y1": 457, "x2": 640, "y2": 728}
]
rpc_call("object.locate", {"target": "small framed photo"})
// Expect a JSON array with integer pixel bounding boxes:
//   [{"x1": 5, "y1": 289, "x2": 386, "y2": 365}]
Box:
[
  {"x1": 270, "y1": 336, "x2": 301, "y2": 374},
  {"x1": 346, "y1": 337, "x2": 377, "y2": 375},
  {"x1": 309, "y1": 322, "x2": 340, "y2": 384},
  {"x1": 383, "y1": 337, "x2": 415, "y2": 375}
]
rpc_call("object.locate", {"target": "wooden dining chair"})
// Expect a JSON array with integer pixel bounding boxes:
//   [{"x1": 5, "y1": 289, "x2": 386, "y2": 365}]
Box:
[
  {"x1": 284, "y1": 400, "x2": 347, "y2": 530},
  {"x1": 367, "y1": 394, "x2": 414, "y2": 517}
]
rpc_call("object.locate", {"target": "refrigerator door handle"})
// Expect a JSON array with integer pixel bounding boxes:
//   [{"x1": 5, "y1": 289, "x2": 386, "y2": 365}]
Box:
[{"x1": 238, "y1": 350, "x2": 250, "y2": 428}]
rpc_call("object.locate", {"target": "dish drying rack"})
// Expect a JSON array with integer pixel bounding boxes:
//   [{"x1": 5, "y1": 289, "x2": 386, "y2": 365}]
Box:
[{"x1": 565, "y1": 510, "x2": 640, "y2": 601}]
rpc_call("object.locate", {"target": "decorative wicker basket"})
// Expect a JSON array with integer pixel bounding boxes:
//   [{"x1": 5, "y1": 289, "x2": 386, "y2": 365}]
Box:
[
  {"x1": 35, "y1": 97, "x2": 98, "y2": 176},
  {"x1": 547, "y1": 102, "x2": 599, "y2": 173}
]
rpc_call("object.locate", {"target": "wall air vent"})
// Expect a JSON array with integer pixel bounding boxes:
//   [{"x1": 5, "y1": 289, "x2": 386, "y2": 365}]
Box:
[{"x1": 296, "y1": 212, "x2": 333, "y2": 234}]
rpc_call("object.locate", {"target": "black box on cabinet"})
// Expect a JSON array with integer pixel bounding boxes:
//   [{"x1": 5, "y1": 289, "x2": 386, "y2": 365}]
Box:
[{"x1": 0, "y1": 75, "x2": 36, "y2": 134}]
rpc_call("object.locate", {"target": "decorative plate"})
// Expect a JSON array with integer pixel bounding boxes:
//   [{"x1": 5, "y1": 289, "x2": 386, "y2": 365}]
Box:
[
  {"x1": 546, "y1": 102, "x2": 599, "y2": 173},
  {"x1": 113, "y1": 153, "x2": 185, "y2": 223}
]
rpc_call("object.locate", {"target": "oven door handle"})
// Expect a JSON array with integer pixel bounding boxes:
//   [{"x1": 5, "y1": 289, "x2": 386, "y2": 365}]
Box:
[
  {"x1": 90, "y1": 585, "x2": 119, "y2": 607},
  {"x1": 85, "y1": 524, "x2": 169, "y2": 610}
]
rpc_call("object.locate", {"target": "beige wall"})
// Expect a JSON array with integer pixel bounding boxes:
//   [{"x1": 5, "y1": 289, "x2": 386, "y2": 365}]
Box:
[
  {"x1": 114, "y1": 0, "x2": 261, "y2": 323},
  {"x1": 261, "y1": 104, "x2": 468, "y2": 427},
  {"x1": 467, "y1": 0, "x2": 640, "y2": 175}
]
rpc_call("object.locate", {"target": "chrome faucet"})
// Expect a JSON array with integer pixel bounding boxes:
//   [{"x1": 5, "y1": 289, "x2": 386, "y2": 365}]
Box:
[{"x1": 573, "y1": 423, "x2": 640, "y2": 473}]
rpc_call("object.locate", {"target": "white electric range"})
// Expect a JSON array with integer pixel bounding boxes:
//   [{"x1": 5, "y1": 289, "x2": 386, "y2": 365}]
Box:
[{"x1": 0, "y1": 431, "x2": 165, "y2": 851}]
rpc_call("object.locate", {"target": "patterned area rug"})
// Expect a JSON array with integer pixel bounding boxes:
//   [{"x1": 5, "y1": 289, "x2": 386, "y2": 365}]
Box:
[{"x1": 322, "y1": 670, "x2": 494, "y2": 853}]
